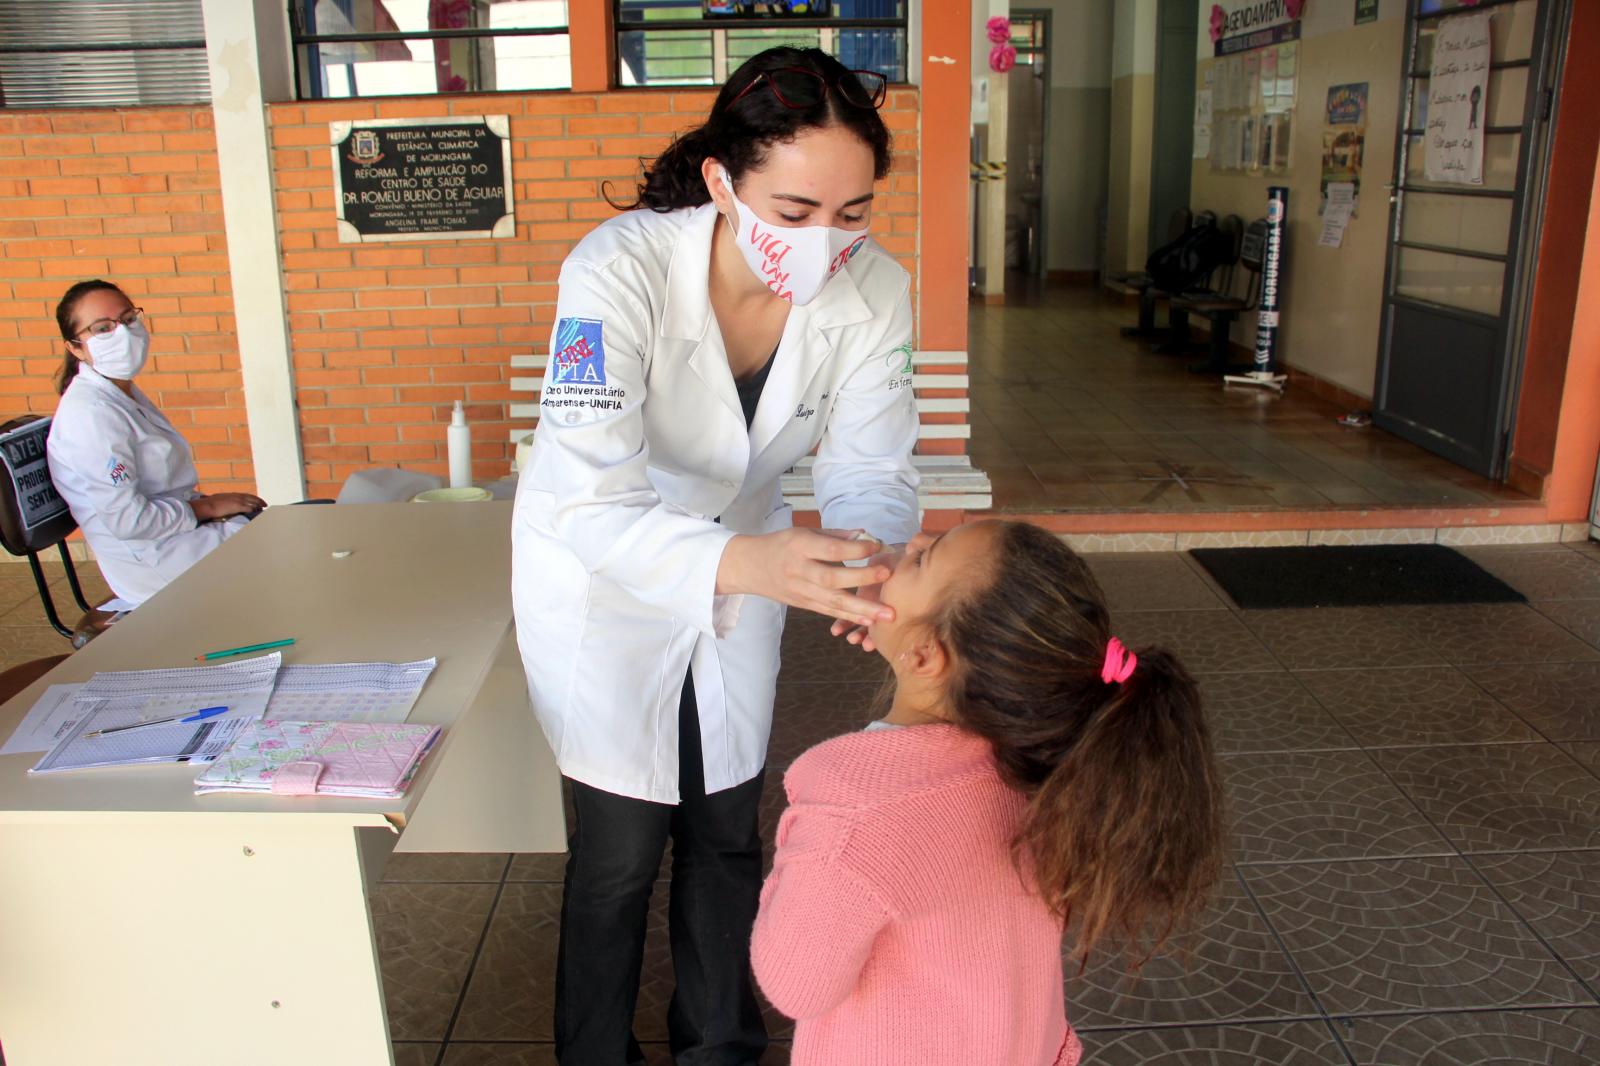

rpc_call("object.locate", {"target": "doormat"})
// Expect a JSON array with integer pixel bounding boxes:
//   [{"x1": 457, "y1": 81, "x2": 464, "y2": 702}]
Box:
[{"x1": 1188, "y1": 544, "x2": 1526, "y2": 609}]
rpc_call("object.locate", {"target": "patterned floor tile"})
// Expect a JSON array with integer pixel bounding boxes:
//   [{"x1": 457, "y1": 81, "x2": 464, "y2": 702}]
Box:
[
  {"x1": 1242, "y1": 857, "x2": 1587, "y2": 1014},
  {"x1": 1076, "y1": 1021, "x2": 1349, "y2": 1064},
  {"x1": 0, "y1": 625, "x2": 75, "y2": 675},
  {"x1": 1459, "y1": 547, "x2": 1600, "y2": 601},
  {"x1": 1064, "y1": 873, "x2": 1318, "y2": 1028},
  {"x1": 1565, "y1": 743, "x2": 1600, "y2": 777},
  {"x1": 1200, "y1": 672, "x2": 1360, "y2": 755},
  {"x1": 1371, "y1": 744, "x2": 1600, "y2": 852},
  {"x1": 385, "y1": 853, "x2": 510, "y2": 883},
  {"x1": 778, "y1": 613, "x2": 889, "y2": 685},
  {"x1": 766, "y1": 683, "x2": 882, "y2": 769},
  {"x1": 1296, "y1": 667, "x2": 1541, "y2": 748},
  {"x1": 1462, "y1": 662, "x2": 1600, "y2": 742},
  {"x1": 371, "y1": 882, "x2": 499, "y2": 1041},
  {"x1": 1238, "y1": 608, "x2": 1441, "y2": 672},
  {"x1": 1224, "y1": 750, "x2": 1450, "y2": 863},
  {"x1": 1115, "y1": 609, "x2": 1280, "y2": 674},
  {"x1": 1470, "y1": 851, "x2": 1600, "y2": 988},
  {"x1": 1396, "y1": 605, "x2": 1600, "y2": 667},
  {"x1": 441, "y1": 1044, "x2": 556, "y2": 1065},
  {"x1": 1533, "y1": 600, "x2": 1600, "y2": 651},
  {"x1": 1084, "y1": 554, "x2": 1226, "y2": 612},
  {"x1": 1337, "y1": 1007, "x2": 1600, "y2": 1065},
  {"x1": 452, "y1": 883, "x2": 563, "y2": 1041},
  {"x1": 394, "y1": 1043, "x2": 441, "y2": 1066},
  {"x1": 507, "y1": 853, "x2": 569, "y2": 882}
]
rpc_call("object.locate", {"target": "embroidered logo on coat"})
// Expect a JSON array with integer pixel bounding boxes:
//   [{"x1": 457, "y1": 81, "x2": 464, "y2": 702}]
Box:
[
  {"x1": 551, "y1": 318, "x2": 607, "y2": 386},
  {"x1": 107, "y1": 457, "x2": 131, "y2": 486}
]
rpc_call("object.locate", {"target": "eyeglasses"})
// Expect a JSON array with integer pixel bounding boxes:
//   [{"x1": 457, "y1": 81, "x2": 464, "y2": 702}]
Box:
[
  {"x1": 730, "y1": 67, "x2": 889, "y2": 111},
  {"x1": 75, "y1": 308, "x2": 145, "y2": 339}
]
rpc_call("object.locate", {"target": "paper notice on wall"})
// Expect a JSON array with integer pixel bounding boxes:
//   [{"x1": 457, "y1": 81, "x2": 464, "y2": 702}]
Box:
[
  {"x1": 1318, "y1": 182, "x2": 1356, "y2": 247},
  {"x1": 1194, "y1": 124, "x2": 1212, "y2": 159},
  {"x1": 1195, "y1": 89, "x2": 1213, "y2": 126},
  {"x1": 1243, "y1": 52, "x2": 1261, "y2": 108},
  {"x1": 1260, "y1": 49, "x2": 1278, "y2": 109},
  {"x1": 1425, "y1": 12, "x2": 1492, "y2": 184}
]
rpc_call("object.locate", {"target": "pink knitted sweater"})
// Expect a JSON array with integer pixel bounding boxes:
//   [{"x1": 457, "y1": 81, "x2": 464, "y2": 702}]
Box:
[{"x1": 752, "y1": 724, "x2": 1082, "y2": 1066}]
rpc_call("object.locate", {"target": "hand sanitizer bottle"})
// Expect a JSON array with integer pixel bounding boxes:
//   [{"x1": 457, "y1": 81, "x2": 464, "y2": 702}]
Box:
[{"x1": 447, "y1": 400, "x2": 472, "y2": 488}]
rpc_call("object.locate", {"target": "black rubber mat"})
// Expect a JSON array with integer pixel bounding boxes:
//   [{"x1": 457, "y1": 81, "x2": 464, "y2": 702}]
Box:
[{"x1": 1188, "y1": 544, "x2": 1526, "y2": 609}]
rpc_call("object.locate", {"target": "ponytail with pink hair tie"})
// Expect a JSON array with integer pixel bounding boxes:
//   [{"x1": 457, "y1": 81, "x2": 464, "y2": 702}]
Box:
[{"x1": 1101, "y1": 637, "x2": 1138, "y2": 685}]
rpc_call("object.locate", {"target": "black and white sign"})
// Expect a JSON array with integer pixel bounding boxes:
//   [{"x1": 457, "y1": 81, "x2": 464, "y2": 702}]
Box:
[
  {"x1": 0, "y1": 417, "x2": 68, "y2": 536},
  {"x1": 330, "y1": 115, "x2": 515, "y2": 242}
]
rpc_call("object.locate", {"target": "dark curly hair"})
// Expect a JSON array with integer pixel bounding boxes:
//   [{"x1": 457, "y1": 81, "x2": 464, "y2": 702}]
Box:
[{"x1": 616, "y1": 46, "x2": 892, "y2": 212}]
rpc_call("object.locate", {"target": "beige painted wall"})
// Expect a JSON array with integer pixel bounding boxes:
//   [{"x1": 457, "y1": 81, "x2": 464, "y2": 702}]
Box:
[{"x1": 1189, "y1": 2, "x2": 1406, "y2": 398}]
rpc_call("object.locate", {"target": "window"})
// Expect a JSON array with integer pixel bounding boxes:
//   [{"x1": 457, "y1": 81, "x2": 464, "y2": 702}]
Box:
[
  {"x1": 616, "y1": 1, "x2": 906, "y2": 87},
  {"x1": 290, "y1": 0, "x2": 571, "y2": 99},
  {"x1": 0, "y1": 0, "x2": 209, "y2": 108}
]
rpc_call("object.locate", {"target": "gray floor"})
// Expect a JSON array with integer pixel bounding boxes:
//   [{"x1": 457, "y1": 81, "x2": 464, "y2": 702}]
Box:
[{"x1": 4, "y1": 543, "x2": 1600, "y2": 1065}]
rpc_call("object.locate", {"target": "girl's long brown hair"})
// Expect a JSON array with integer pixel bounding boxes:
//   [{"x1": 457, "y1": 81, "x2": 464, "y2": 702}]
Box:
[{"x1": 930, "y1": 521, "x2": 1224, "y2": 969}]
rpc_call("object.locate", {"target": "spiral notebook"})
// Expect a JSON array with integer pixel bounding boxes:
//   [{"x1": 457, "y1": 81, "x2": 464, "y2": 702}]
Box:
[{"x1": 194, "y1": 719, "x2": 442, "y2": 799}]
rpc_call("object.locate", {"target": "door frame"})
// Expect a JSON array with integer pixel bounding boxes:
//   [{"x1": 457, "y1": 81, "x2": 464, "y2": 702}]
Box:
[{"x1": 1371, "y1": 0, "x2": 1570, "y2": 479}]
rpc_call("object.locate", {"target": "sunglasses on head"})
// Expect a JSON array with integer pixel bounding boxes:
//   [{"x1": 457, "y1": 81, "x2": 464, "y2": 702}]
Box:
[{"x1": 730, "y1": 67, "x2": 889, "y2": 111}]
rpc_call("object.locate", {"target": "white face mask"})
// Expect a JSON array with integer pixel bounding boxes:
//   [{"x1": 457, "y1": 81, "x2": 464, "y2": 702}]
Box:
[
  {"x1": 84, "y1": 320, "x2": 151, "y2": 380},
  {"x1": 718, "y1": 166, "x2": 868, "y2": 306}
]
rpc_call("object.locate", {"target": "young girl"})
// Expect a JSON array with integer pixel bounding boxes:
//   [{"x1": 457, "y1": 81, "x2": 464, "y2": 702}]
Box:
[{"x1": 751, "y1": 520, "x2": 1225, "y2": 1065}]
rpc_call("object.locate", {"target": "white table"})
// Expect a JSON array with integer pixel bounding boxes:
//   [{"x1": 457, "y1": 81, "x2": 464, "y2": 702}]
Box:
[{"x1": 0, "y1": 503, "x2": 564, "y2": 1065}]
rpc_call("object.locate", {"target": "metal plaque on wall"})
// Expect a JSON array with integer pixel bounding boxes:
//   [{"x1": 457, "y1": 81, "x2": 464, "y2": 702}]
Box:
[{"x1": 329, "y1": 115, "x2": 514, "y2": 242}]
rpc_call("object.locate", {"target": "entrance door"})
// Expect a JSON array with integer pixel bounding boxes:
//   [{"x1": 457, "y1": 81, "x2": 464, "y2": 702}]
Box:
[{"x1": 1373, "y1": 0, "x2": 1567, "y2": 478}]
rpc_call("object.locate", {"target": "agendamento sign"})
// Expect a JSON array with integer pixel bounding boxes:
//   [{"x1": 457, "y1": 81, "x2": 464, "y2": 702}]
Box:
[{"x1": 1210, "y1": 0, "x2": 1303, "y2": 56}]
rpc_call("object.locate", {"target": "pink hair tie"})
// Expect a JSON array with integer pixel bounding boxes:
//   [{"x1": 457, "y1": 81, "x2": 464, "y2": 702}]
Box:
[{"x1": 1101, "y1": 637, "x2": 1137, "y2": 685}]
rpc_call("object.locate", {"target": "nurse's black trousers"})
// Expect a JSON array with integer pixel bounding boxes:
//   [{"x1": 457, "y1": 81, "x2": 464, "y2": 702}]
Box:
[{"x1": 554, "y1": 673, "x2": 768, "y2": 1066}]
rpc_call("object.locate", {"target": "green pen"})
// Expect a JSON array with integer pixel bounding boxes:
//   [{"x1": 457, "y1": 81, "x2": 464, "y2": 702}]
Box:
[{"x1": 196, "y1": 638, "x2": 295, "y2": 662}]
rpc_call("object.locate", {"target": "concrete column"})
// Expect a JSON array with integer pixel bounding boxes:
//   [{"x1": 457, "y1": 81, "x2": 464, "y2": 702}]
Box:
[
  {"x1": 1106, "y1": 0, "x2": 1158, "y2": 276},
  {"x1": 200, "y1": 0, "x2": 306, "y2": 503}
]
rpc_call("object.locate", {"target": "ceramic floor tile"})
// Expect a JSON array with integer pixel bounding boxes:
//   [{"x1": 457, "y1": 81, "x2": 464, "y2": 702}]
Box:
[
  {"x1": 451, "y1": 883, "x2": 563, "y2": 1041},
  {"x1": 1295, "y1": 667, "x2": 1542, "y2": 748},
  {"x1": 1461, "y1": 662, "x2": 1600, "y2": 742},
  {"x1": 1533, "y1": 600, "x2": 1600, "y2": 650},
  {"x1": 1565, "y1": 742, "x2": 1600, "y2": 777},
  {"x1": 1238, "y1": 608, "x2": 1446, "y2": 672},
  {"x1": 1470, "y1": 851, "x2": 1600, "y2": 988},
  {"x1": 441, "y1": 1044, "x2": 557, "y2": 1065},
  {"x1": 1457, "y1": 548, "x2": 1600, "y2": 601},
  {"x1": 1241, "y1": 857, "x2": 1587, "y2": 1014},
  {"x1": 1337, "y1": 1007, "x2": 1600, "y2": 1065},
  {"x1": 1371, "y1": 744, "x2": 1600, "y2": 852},
  {"x1": 766, "y1": 683, "x2": 882, "y2": 769},
  {"x1": 1223, "y1": 750, "x2": 1450, "y2": 864},
  {"x1": 371, "y1": 882, "x2": 499, "y2": 1041},
  {"x1": 0, "y1": 625, "x2": 74, "y2": 674},
  {"x1": 1115, "y1": 609, "x2": 1280, "y2": 674},
  {"x1": 777, "y1": 613, "x2": 889, "y2": 685},
  {"x1": 507, "y1": 852, "x2": 569, "y2": 882},
  {"x1": 1201, "y1": 672, "x2": 1360, "y2": 754},
  {"x1": 384, "y1": 853, "x2": 510, "y2": 883},
  {"x1": 394, "y1": 1043, "x2": 442, "y2": 1066},
  {"x1": 1396, "y1": 605, "x2": 1600, "y2": 667},
  {"x1": 1076, "y1": 1021, "x2": 1349, "y2": 1064},
  {"x1": 1085, "y1": 553, "x2": 1226, "y2": 612},
  {"x1": 1064, "y1": 873, "x2": 1318, "y2": 1028}
]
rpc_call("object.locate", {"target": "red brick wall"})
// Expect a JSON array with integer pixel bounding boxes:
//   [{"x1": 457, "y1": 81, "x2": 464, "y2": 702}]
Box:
[
  {"x1": 269, "y1": 89, "x2": 921, "y2": 498},
  {"x1": 0, "y1": 107, "x2": 254, "y2": 491}
]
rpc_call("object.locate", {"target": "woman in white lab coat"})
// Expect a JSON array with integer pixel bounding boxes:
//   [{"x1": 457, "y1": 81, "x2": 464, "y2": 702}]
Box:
[
  {"x1": 46, "y1": 280, "x2": 265, "y2": 609},
  {"x1": 512, "y1": 47, "x2": 920, "y2": 1066}
]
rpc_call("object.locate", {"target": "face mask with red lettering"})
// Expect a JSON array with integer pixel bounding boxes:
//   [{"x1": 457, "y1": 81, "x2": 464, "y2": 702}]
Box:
[{"x1": 718, "y1": 166, "x2": 867, "y2": 306}]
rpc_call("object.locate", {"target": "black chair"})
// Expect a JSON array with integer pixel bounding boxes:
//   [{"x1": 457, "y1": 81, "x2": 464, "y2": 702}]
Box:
[
  {"x1": 1155, "y1": 213, "x2": 1246, "y2": 355},
  {"x1": 1171, "y1": 218, "x2": 1269, "y2": 375},
  {"x1": 1119, "y1": 209, "x2": 1211, "y2": 339},
  {"x1": 0, "y1": 415, "x2": 118, "y2": 647}
]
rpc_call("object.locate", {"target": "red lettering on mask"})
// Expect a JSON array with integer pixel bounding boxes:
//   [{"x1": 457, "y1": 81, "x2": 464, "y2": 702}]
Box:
[
  {"x1": 828, "y1": 235, "x2": 867, "y2": 277},
  {"x1": 748, "y1": 222, "x2": 792, "y2": 270}
]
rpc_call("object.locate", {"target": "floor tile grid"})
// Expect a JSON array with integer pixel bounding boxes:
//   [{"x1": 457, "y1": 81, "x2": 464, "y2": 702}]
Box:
[{"x1": 408, "y1": 856, "x2": 516, "y2": 1066}]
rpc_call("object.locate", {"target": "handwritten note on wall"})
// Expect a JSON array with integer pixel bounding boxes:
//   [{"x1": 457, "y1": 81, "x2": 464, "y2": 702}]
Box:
[{"x1": 1425, "y1": 13, "x2": 1491, "y2": 185}]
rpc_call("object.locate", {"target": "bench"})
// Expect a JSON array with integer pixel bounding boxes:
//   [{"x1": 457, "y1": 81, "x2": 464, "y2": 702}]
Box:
[{"x1": 508, "y1": 349, "x2": 991, "y2": 512}]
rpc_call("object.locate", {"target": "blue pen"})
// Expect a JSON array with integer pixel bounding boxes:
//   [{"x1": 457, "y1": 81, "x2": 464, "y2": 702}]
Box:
[{"x1": 83, "y1": 706, "x2": 229, "y2": 739}]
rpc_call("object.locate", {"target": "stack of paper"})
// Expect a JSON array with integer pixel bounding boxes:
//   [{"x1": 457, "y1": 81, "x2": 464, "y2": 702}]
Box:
[
  {"x1": 29, "y1": 655, "x2": 282, "y2": 775},
  {"x1": 193, "y1": 719, "x2": 442, "y2": 799}
]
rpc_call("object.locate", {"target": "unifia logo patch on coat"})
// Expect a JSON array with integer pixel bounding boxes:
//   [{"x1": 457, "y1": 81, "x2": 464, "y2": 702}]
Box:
[
  {"x1": 107, "y1": 457, "x2": 131, "y2": 486},
  {"x1": 551, "y1": 318, "x2": 607, "y2": 385}
]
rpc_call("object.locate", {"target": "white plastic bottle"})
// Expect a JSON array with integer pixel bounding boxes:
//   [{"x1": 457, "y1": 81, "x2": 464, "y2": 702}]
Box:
[{"x1": 447, "y1": 400, "x2": 472, "y2": 488}]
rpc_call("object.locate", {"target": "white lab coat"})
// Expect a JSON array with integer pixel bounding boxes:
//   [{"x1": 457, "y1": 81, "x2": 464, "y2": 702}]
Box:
[
  {"x1": 512, "y1": 203, "x2": 921, "y2": 804},
  {"x1": 46, "y1": 365, "x2": 247, "y2": 608}
]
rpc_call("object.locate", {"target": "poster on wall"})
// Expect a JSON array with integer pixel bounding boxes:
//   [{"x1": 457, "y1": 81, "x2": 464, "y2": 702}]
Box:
[
  {"x1": 1424, "y1": 12, "x2": 1492, "y2": 184},
  {"x1": 1321, "y1": 128, "x2": 1366, "y2": 213},
  {"x1": 1209, "y1": 0, "x2": 1304, "y2": 58},
  {"x1": 1326, "y1": 83, "x2": 1368, "y2": 127},
  {"x1": 1355, "y1": 0, "x2": 1379, "y2": 24},
  {"x1": 330, "y1": 116, "x2": 515, "y2": 242}
]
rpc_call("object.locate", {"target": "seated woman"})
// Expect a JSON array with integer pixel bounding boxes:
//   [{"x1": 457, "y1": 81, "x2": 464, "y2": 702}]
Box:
[{"x1": 46, "y1": 280, "x2": 265, "y2": 609}]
